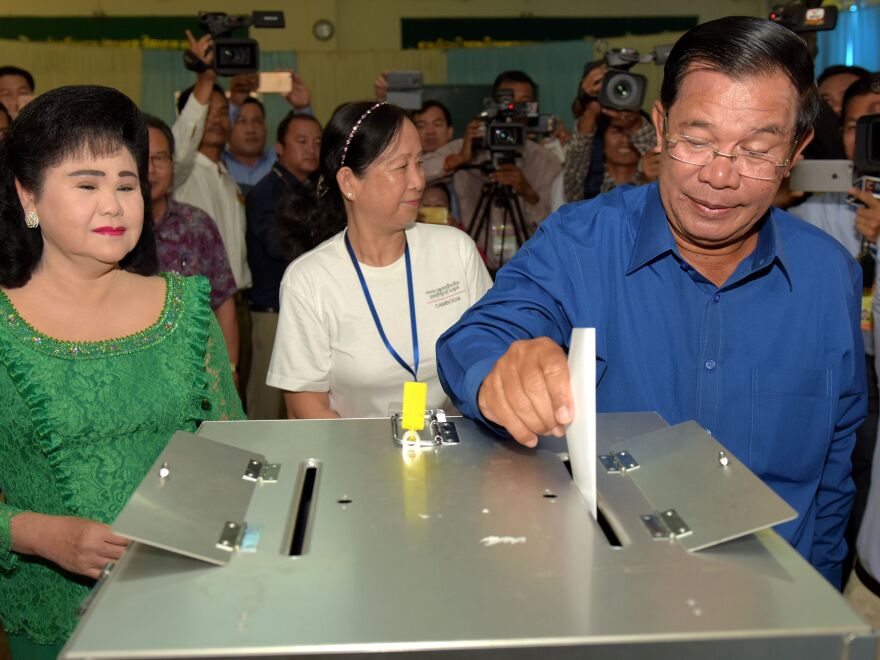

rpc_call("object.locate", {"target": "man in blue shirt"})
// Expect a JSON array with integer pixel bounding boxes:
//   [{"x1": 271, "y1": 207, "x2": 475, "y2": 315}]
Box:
[
  {"x1": 245, "y1": 112, "x2": 322, "y2": 420},
  {"x1": 437, "y1": 16, "x2": 867, "y2": 588}
]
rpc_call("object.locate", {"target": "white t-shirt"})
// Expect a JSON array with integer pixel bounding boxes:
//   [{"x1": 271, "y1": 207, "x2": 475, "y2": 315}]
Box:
[{"x1": 267, "y1": 223, "x2": 492, "y2": 418}]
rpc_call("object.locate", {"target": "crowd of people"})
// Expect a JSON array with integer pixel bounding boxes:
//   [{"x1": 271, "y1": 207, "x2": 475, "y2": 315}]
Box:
[{"x1": 2, "y1": 14, "x2": 880, "y2": 656}]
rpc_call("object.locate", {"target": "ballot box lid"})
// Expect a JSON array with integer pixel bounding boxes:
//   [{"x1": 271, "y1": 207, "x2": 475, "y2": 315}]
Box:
[
  {"x1": 603, "y1": 420, "x2": 797, "y2": 552},
  {"x1": 112, "y1": 431, "x2": 266, "y2": 565}
]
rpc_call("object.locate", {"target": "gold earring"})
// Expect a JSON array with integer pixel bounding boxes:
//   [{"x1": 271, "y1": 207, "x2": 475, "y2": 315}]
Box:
[{"x1": 24, "y1": 211, "x2": 39, "y2": 229}]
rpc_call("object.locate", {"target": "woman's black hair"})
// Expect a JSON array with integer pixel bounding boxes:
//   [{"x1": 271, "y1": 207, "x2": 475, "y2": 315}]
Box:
[
  {"x1": 660, "y1": 16, "x2": 820, "y2": 145},
  {"x1": 0, "y1": 85, "x2": 156, "y2": 287},
  {"x1": 283, "y1": 101, "x2": 410, "y2": 241}
]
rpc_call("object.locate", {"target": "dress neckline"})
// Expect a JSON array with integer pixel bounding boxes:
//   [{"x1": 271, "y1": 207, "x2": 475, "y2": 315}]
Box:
[{"x1": 0, "y1": 272, "x2": 183, "y2": 359}]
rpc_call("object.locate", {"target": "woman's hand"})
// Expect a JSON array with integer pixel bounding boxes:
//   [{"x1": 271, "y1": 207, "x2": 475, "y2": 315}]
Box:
[{"x1": 11, "y1": 512, "x2": 130, "y2": 580}]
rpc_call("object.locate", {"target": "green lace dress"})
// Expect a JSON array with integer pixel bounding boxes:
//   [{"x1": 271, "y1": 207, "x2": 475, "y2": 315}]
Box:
[{"x1": 0, "y1": 272, "x2": 244, "y2": 645}]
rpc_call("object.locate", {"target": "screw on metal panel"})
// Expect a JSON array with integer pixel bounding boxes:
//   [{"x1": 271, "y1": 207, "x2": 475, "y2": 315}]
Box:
[
  {"x1": 718, "y1": 451, "x2": 729, "y2": 468},
  {"x1": 158, "y1": 462, "x2": 171, "y2": 479}
]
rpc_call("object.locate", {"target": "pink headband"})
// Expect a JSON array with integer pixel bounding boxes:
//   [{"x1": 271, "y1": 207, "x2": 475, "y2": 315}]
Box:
[{"x1": 340, "y1": 101, "x2": 387, "y2": 167}]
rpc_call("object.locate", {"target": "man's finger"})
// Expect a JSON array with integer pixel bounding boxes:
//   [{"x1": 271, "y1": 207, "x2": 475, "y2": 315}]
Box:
[
  {"x1": 481, "y1": 374, "x2": 538, "y2": 447},
  {"x1": 498, "y1": 364, "x2": 557, "y2": 437},
  {"x1": 850, "y1": 187, "x2": 880, "y2": 208},
  {"x1": 517, "y1": 362, "x2": 565, "y2": 436},
  {"x1": 540, "y1": 351, "x2": 574, "y2": 425}
]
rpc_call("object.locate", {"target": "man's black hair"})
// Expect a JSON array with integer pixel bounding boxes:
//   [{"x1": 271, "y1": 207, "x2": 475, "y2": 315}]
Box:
[
  {"x1": 276, "y1": 111, "x2": 322, "y2": 145},
  {"x1": 176, "y1": 83, "x2": 227, "y2": 115},
  {"x1": 239, "y1": 96, "x2": 266, "y2": 118},
  {"x1": 144, "y1": 114, "x2": 175, "y2": 155},
  {"x1": 0, "y1": 66, "x2": 35, "y2": 92},
  {"x1": 659, "y1": 16, "x2": 820, "y2": 145},
  {"x1": 413, "y1": 100, "x2": 452, "y2": 127},
  {"x1": 818, "y1": 65, "x2": 871, "y2": 87},
  {"x1": 842, "y1": 73, "x2": 880, "y2": 119},
  {"x1": 492, "y1": 70, "x2": 538, "y2": 101}
]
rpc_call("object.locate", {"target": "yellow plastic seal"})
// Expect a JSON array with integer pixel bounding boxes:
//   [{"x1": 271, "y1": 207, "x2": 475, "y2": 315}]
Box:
[{"x1": 402, "y1": 381, "x2": 428, "y2": 431}]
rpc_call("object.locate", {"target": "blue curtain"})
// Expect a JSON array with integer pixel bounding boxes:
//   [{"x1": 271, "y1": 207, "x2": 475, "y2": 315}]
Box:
[
  {"x1": 816, "y1": 5, "x2": 880, "y2": 76},
  {"x1": 140, "y1": 49, "x2": 297, "y2": 135},
  {"x1": 446, "y1": 40, "x2": 595, "y2": 125}
]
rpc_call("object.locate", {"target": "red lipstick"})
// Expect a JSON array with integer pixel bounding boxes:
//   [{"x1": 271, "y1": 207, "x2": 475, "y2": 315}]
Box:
[{"x1": 93, "y1": 226, "x2": 126, "y2": 236}]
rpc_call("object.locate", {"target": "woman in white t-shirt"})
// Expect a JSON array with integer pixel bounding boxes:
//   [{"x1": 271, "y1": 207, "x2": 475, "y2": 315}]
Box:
[{"x1": 267, "y1": 101, "x2": 492, "y2": 418}]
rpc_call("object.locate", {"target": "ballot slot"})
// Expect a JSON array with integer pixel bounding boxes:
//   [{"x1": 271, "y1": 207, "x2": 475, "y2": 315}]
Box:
[
  {"x1": 285, "y1": 460, "x2": 321, "y2": 557},
  {"x1": 561, "y1": 457, "x2": 625, "y2": 548}
]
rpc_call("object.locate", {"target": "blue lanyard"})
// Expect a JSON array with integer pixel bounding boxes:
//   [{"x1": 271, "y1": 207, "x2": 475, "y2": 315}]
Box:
[{"x1": 344, "y1": 233, "x2": 420, "y2": 381}]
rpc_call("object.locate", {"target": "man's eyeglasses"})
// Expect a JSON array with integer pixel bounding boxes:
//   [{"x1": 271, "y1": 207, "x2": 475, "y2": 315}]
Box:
[{"x1": 663, "y1": 114, "x2": 791, "y2": 181}]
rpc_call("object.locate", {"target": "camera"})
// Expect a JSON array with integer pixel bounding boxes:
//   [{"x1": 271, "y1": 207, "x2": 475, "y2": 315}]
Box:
[
  {"x1": 855, "y1": 113, "x2": 880, "y2": 175},
  {"x1": 184, "y1": 11, "x2": 285, "y2": 77},
  {"x1": 769, "y1": 1, "x2": 838, "y2": 32},
  {"x1": 599, "y1": 45, "x2": 671, "y2": 112},
  {"x1": 476, "y1": 89, "x2": 554, "y2": 166},
  {"x1": 386, "y1": 71, "x2": 423, "y2": 110}
]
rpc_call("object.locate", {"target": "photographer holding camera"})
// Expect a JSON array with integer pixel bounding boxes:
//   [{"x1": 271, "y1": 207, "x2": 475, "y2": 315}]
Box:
[
  {"x1": 563, "y1": 60, "x2": 659, "y2": 203},
  {"x1": 425, "y1": 71, "x2": 561, "y2": 269}
]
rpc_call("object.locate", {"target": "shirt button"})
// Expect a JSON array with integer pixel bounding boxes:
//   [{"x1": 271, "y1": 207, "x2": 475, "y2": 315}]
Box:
[
  {"x1": 713, "y1": 293, "x2": 720, "y2": 303},
  {"x1": 680, "y1": 261, "x2": 689, "y2": 271},
  {"x1": 705, "y1": 360, "x2": 717, "y2": 370}
]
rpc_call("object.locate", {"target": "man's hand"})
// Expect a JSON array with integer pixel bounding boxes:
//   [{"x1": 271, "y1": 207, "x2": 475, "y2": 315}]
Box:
[
  {"x1": 285, "y1": 72, "x2": 312, "y2": 110},
  {"x1": 851, "y1": 187, "x2": 880, "y2": 242},
  {"x1": 229, "y1": 73, "x2": 258, "y2": 106},
  {"x1": 13, "y1": 513, "x2": 130, "y2": 580},
  {"x1": 444, "y1": 119, "x2": 483, "y2": 173},
  {"x1": 477, "y1": 337, "x2": 574, "y2": 448},
  {"x1": 373, "y1": 71, "x2": 388, "y2": 101},
  {"x1": 185, "y1": 29, "x2": 216, "y2": 75},
  {"x1": 575, "y1": 65, "x2": 605, "y2": 134},
  {"x1": 489, "y1": 164, "x2": 539, "y2": 205},
  {"x1": 641, "y1": 148, "x2": 661, "y2": 183}
]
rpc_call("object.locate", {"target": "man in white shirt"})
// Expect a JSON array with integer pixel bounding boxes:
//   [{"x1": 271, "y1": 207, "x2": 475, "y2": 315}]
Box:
[{"x1": 171, "y1": 32, "x2": 252, "y2": 292}]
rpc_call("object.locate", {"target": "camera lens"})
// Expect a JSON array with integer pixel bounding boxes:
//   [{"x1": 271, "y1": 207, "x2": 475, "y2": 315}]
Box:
[
  {"x1": 613, "y1": 80, "x2": 632, "y2": 100},
  {"x1": 492, "y1": 127, "x2": 516, "y2": 146},
  {"x1": 221, "y1": 46, "x2": 250, "y2": 65}
]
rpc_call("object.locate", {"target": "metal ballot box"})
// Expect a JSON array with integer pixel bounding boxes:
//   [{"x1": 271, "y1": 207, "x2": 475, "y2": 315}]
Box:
[{"x1": 61, "y1": 413, "x2": 876, "y2": 659}]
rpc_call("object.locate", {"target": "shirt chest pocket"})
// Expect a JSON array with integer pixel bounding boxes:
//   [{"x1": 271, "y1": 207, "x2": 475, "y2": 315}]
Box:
[{"x1": 749, "y1": 367, "x2": 833, "y2": 484}]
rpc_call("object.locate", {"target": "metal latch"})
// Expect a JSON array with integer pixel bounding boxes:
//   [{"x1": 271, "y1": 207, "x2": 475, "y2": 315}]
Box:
[
  {"x1": 391, "y1": 409, "x2": 459, "y2": 446},
  {"x1": 641, "y1": 508, "x2": 692, "y2": 540},
  {"x1": 242, "y1": 459, "x2": 281, "y2": 483},
  {"x1": 216, "y1": 521, "x2": 245, "y2": 552},
  {"x1": 598, "y1": 450, "x2": 639, "y2": 473}
]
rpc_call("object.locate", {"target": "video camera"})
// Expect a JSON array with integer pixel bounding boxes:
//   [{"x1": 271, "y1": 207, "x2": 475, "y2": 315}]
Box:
[
  {"x1": 184, "y1": 11, "x2": 285, "y2": 77},
  {"x1": 476, "y1": 90, "x2": 555, "y2": 167},
  {"x1": 769, "y1": 1, "x2": 838, "y2": 33},
  {"x1": 599, "y1": 45, "x2": 672, "y2": 112}
]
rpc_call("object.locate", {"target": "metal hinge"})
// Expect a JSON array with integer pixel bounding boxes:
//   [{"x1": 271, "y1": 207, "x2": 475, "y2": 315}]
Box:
[
  {"x1": 641, "y1": 508, "x2": 692, "y2": 540},
  {"x1": 598, "y1": 450, "x2": 640, "y2": 473},
  {"x1": 216, "y1": 521, "x2": 245, "y2": 552},
  {"x1": 242, "y1": 459, "x2": 281, "y2": 483},
  {"x1": 391, "y1": 409, "x2": 459, "y2": 446}
]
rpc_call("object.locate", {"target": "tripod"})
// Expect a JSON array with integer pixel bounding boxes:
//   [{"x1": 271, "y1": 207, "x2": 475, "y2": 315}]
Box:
[{"x1": 467, "y1": 175, "x2": 531, "y2": 270}]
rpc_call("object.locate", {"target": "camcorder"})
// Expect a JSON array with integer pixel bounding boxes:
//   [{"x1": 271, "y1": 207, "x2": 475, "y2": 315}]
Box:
[
  {"x1": 769, "y1": 1, "x2": 838, "y2": 32},
  {"x1": 184, "y1": 11, "x2": 285, "y2": 77},
  {"x1": 599, "y1": 45, "x2": 671, "y2": 112},
  {"x1": 475, "y1": 89, "x2": 555, "y2": 168}
]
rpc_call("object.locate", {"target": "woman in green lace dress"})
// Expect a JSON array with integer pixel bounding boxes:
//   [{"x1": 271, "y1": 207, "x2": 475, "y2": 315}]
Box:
[{"x1": 0, "y1": 86, "x2": 244, "y2": 658}]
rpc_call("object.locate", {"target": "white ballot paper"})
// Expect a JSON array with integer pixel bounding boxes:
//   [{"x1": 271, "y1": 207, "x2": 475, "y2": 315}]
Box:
[{"x1": 566, "y1": 328, "x2": 597, "y2": 520}]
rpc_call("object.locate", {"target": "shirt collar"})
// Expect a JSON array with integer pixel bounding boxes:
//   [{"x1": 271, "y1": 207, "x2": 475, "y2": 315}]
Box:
[{"x1": 626, "y1": 184, "x2": 793, "y2": 290}]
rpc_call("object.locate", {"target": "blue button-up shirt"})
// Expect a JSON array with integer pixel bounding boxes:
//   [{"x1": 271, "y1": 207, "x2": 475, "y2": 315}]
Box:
[
  {"x1": 222, "y1": 147, "x2": 277, "y2": 195},
  {"x1": 437, "y1": 183, "x2": 866, "y2": 587}
]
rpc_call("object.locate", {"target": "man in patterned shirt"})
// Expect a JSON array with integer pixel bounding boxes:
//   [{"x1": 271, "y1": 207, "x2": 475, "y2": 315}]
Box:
[
  {"x1": 146, "y1": 115, "x2": 240, "y2": 381},
  {"x1": 563, "y1": 60, "x2": 660, "y2": 203}
]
